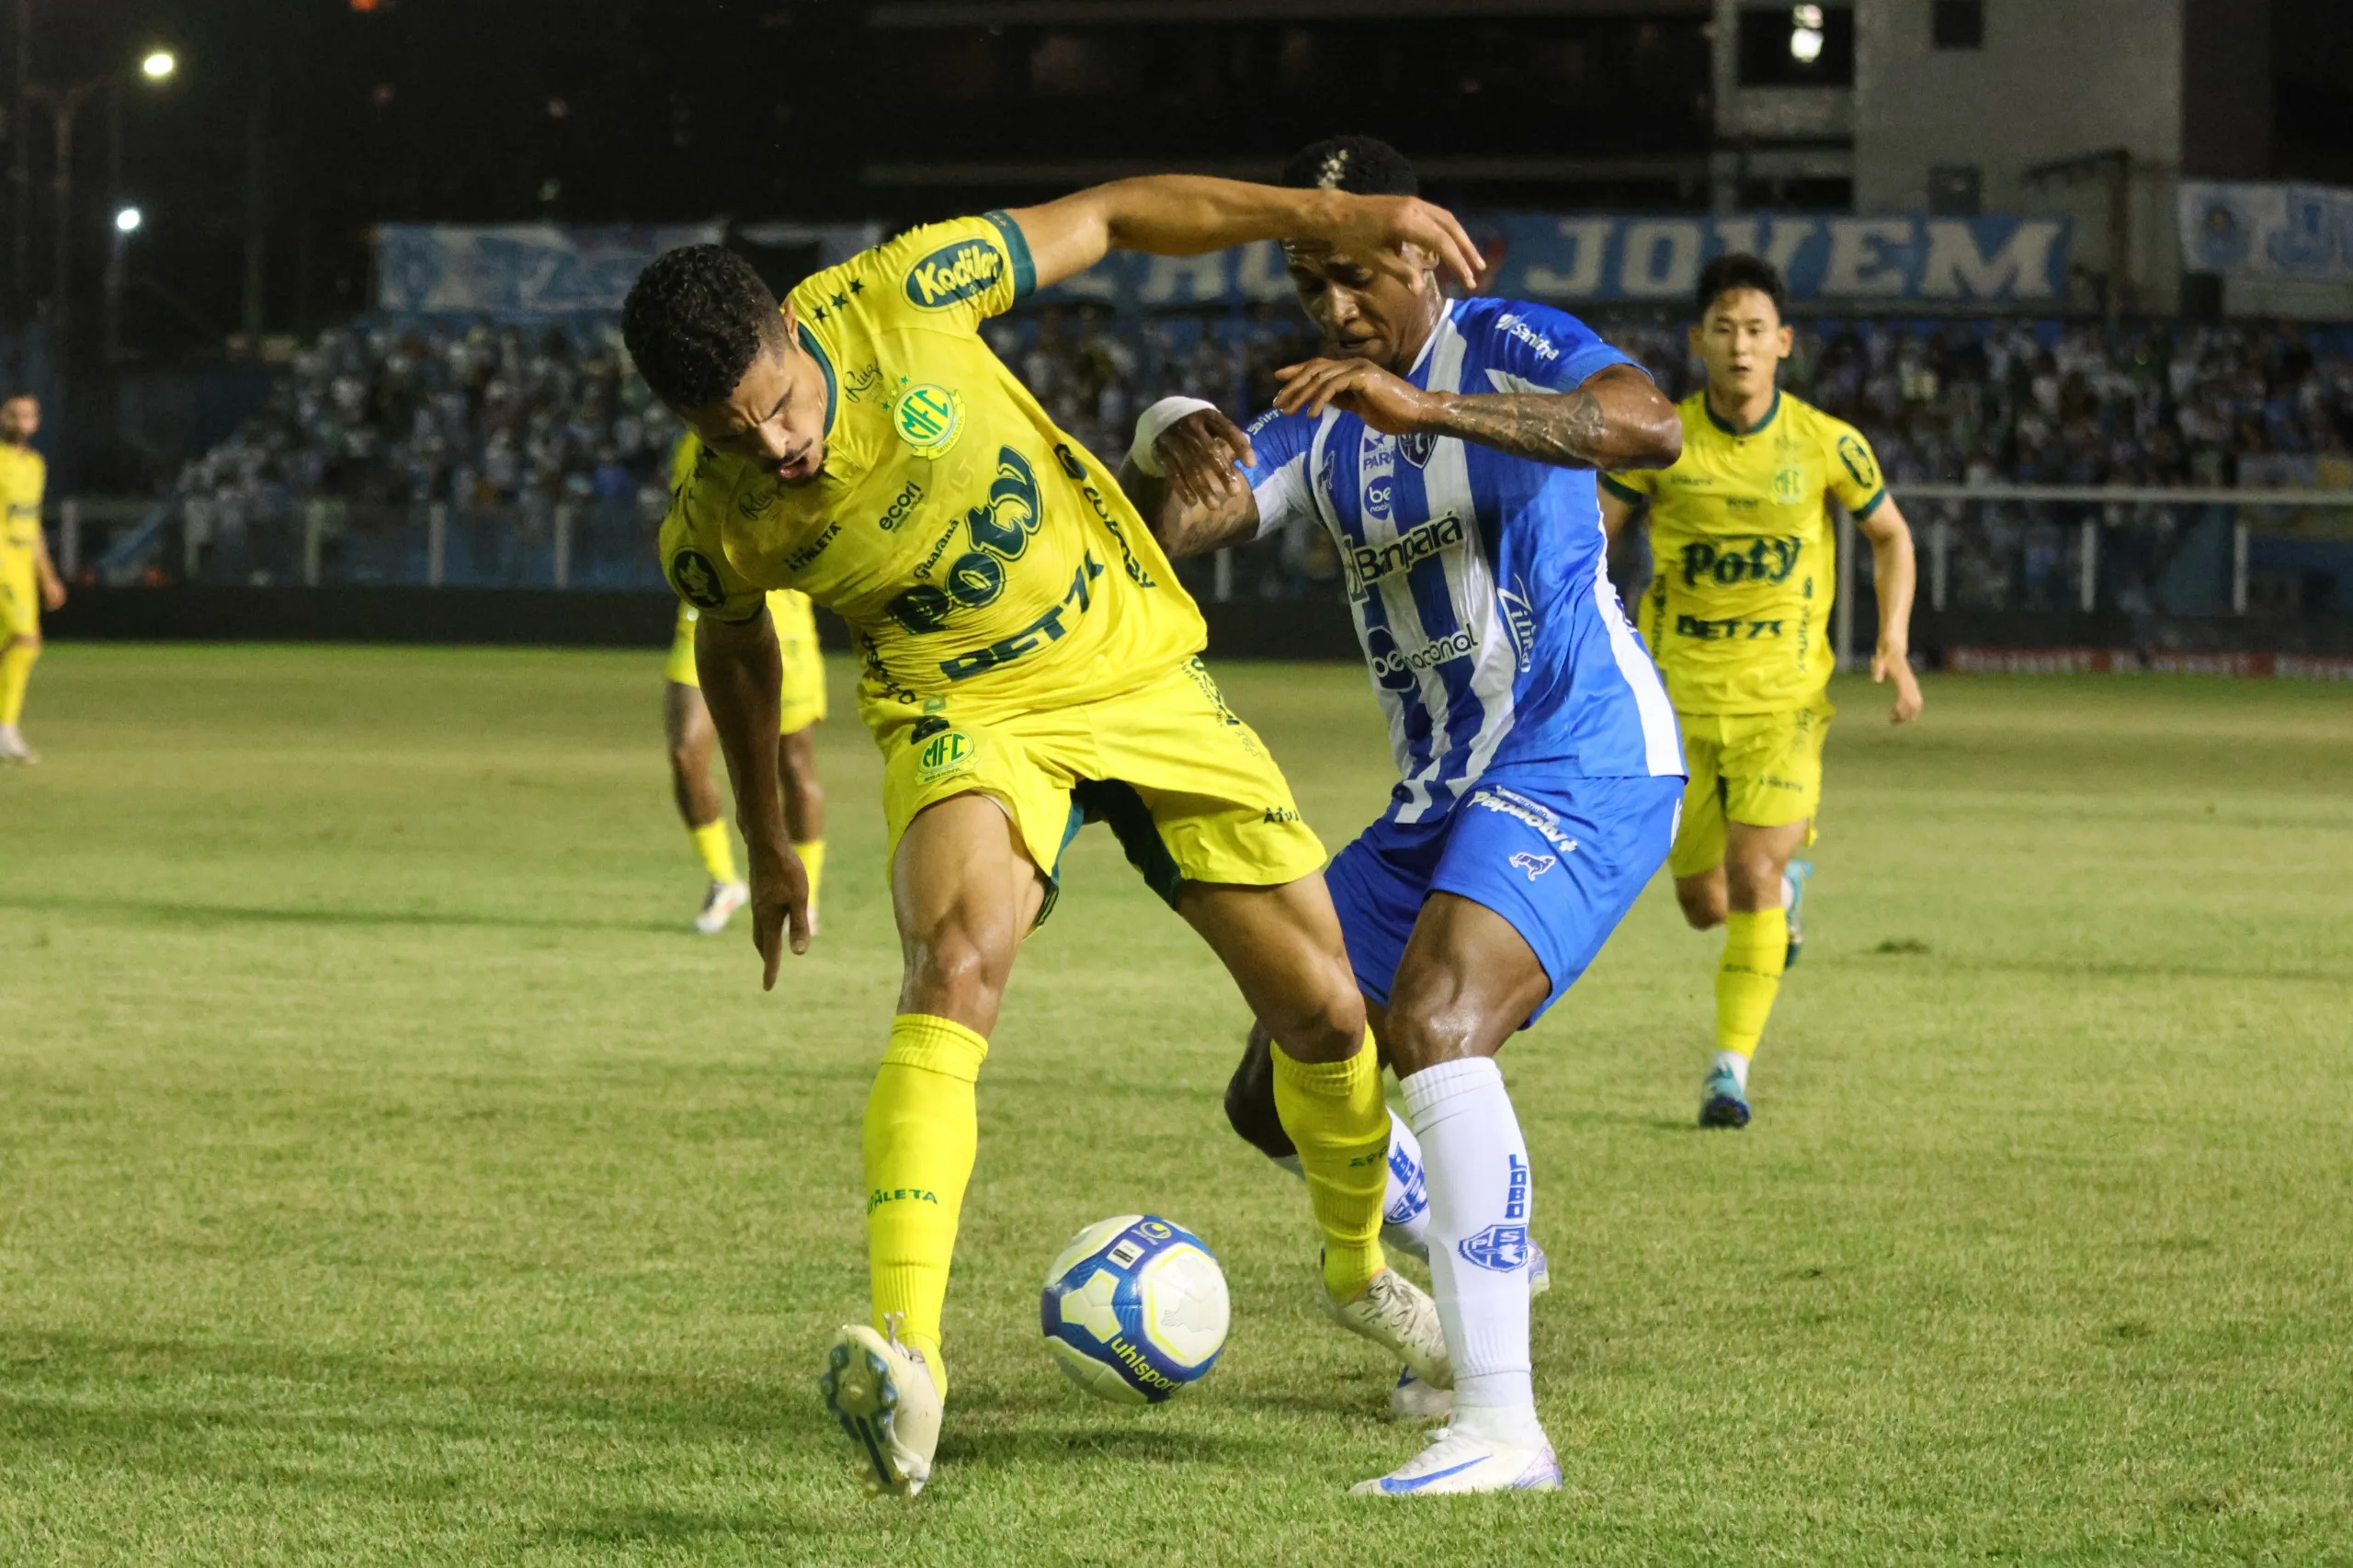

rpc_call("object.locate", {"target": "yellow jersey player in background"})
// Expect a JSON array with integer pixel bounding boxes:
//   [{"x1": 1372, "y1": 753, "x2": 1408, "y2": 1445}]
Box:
[
  {"x1": 1601, "y1": 254, "x2": 1922, "y2": 1130},
  {"x1": 660, "y1": 433, "x2": 830, "y2": 935},
  {"x1": 622, "y1": 177, "x2": 1486, "y2": 1498},
  {"x1": 1, "y1": 393, "x2": 64, "y2": 765}
]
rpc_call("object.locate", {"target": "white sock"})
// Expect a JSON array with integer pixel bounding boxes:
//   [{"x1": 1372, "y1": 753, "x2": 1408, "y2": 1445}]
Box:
[
  {"x1": 1402, "y1": 1056, "x2": 1541, "y2": 1445},
  {"x1": 1379, "y1": 1108, "x2": 1431, "y2": 1261},
  {"x1": 1712, "y1": 1049, "x2": 1751, "y2": 1092}
]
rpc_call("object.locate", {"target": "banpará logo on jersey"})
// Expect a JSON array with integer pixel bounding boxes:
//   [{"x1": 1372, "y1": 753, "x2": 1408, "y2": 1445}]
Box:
[
  {"x1": 915, "y1": 727, "x2": 975, "y2": 783},
  {"x1": 1836, "y1": 433, "x2": 1879, "y2": 490},
  {"x1": 894, "y1": 383, "x2": 964, "y2": 459},
  {"x1": 1772, "y1": 466, "x2": 1805, "y2": 504},
  {"x1": 1495, "y1": 312, "x2": 1561, "y2": 362},
  {"x1": 668, "y1": 549, "x2": 728, "y2": 610},
  {"x1": 904, "y1": 239, "x2": 1005, "y2": 310},
  {"x1": 1467, "y1": 786, "x2": 1578, "y2": 854},
  {"x1": 1350, "y1": 512, "x2": 1464, "y2": 590},
  {"x1": 1364, "y1": 623, "x2": 1476, "y2": 691}
]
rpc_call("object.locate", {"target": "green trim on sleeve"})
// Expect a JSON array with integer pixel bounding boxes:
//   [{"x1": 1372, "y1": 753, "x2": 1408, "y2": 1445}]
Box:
[
  {"x1": 983, "y1": 210, "x2": 1036, "y2": 301},
  {"x1": 1598, "y1": 472, "x2": 1649, "y2": 505},
  {"x1": 1851, "y1": 485, "x2": 1888, "y2": 520}
]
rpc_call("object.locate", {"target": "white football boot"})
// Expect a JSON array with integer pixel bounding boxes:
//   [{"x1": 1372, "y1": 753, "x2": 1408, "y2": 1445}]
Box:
[
  {"x1": 0, "y1": 724, "x2": 35, "y2": 765},
  {"x1": 1350, "y1": 1426, "x2": 1562, "y2": 1496},
  {"x1": 694, "y1": 879, "x2": 748, "y2": 935},
  {"x1": 1326, "y1": 1267, "x2": 1452, "y2": 1391},
  {"x1": 820, "y1": 1323, "x2": 942, "y2": 1498}
]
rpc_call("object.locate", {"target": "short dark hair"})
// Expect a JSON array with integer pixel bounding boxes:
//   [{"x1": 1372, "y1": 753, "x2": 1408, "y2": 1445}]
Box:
[
  {"x1": 1279, "y1": 135, "x2": 1418, "y2": 198},
  {"x1": 1696, "y1": 253, "x2": 1787, "y2": 319},
  {"x1": 621, "y1": 244, "x2": 786, "y2": 410}
]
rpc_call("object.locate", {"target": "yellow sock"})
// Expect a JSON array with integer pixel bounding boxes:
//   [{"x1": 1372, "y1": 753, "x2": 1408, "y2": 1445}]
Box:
[
  {"x1": 688, "y1": 818, "x2": 735, "y2": 883},
  {"x1": 1716, "y1": 908, "x2": 1789, "y2": 1060},
  {"x1": 792, "y1": 838, "x2": 826, "y2": 909},
  {"x1": 1270, "y1": 1032, "x2": 1389, "y2": 1301},
  {"x1": 0, "y1": 639, "x2": 35, "y2": 727},
  {"x1": 864, "y1": 1013, "x2": 988, "y2": 1395}
]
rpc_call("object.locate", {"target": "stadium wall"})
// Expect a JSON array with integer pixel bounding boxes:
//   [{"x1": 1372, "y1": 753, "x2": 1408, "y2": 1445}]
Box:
[{"x1": 40, "y1": 586, "x2": 2352, "y2": 669}]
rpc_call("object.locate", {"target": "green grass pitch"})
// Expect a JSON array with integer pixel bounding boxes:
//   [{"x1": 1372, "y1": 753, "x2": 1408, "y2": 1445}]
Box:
[{"x1": 2, "y1": 644, "x2": 2349, "y2": 1566}]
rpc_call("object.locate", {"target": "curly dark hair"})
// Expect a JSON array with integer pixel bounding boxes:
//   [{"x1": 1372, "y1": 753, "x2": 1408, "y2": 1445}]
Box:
[
  {"x1": 1279, "y1": 135, "x2": 1418, "y2": 198},
  {"x1": 1696, "y1": 253, "x2": 1788, "y2": 320},
  {"x1": 621, "y1": 244, "x2": 786, "y2": 410}
]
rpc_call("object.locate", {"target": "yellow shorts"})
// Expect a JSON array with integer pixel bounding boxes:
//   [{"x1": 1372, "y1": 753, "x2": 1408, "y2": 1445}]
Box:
[
  {"x1": 868, "y1": 656, "x2": 1326, "y2": 919},
  {"x1": 0, "y1": 565, "x2": 36, "y2": 641},
  {"x1": 1667, "y1": 696, "x2": 1834, "y2": 880},
  {"x1": 666, "y1": 592, "x2": 828, "y2": 733}
]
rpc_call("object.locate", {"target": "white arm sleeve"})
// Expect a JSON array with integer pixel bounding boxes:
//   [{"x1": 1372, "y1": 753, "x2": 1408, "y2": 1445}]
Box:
[{"x1": 1247, "y1": 455, "x2": 1310, "y2": 543}]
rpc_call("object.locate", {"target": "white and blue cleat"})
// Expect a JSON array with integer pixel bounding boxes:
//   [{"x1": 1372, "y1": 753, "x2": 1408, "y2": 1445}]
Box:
[
  {"x1": 1386, "y1": 1244, "x2": 1550, "y2": 1425},
  {"x1": 1699, "y1": 1065, "x2": 1752, "y2": 1130},
  {"x1": 820, "y1": 1323, "x2": 942, "y2": 1498},
  {"x1": 1351, "y1": 1427, "x2": 1563, "y2": 1496}
]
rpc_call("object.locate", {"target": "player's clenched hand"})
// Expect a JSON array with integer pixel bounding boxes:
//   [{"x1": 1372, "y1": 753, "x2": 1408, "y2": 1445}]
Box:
[
  {"x1": 1155, "y1": 408, "x2": 1257, "y2": 509},
  {"x1": 745, "y1": 836, "x2": 813, "y2": 987},
  {"x1": 1874, "y1": 644, "x2": 1925, "y2": 725},
  {"x1": 1329, "y1": 196, "x2": 1485, "y2": 290},
  {"x1": 1272, "y1": 358, "x2": 1443, "y2": 435},
  {"x1": 40, "y1": 574, "x2": 64, "y2": 611}
]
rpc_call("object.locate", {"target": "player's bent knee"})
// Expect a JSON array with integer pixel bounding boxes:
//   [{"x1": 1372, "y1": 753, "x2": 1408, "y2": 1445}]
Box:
[
  {"x1": 1223, "y1": 1024, "x2": 1296, "y2": 1161},
  {"x1": 900, "y1": 922, "x2": 1016, "y2": 1023},
  {"x1": 1261, "y1": 968, "x2": 1366, "y2": 1064}
]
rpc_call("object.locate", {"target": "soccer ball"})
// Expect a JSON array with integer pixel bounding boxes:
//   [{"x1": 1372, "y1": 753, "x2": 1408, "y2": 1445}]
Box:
[{"x1": 1039, "y1": 1214, "x2": 1230, "y2": 1404}]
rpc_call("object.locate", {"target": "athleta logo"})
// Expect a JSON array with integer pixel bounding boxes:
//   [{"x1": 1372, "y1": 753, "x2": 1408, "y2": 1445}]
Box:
[
  {"x1": 867, "y1": 1187, "x2": 939, "y2": 1213},
  {"x1": 1509, "y1": 852, "x2": 1556, "y2": 881},
  {"x1": 904, "y1": 240, "x2": 1005, "y2": 309},
  {"x1": 1351, "y1": 512, "x2": 1464, "y2": 588},
  {"x1": 1467, "y1": 787, "x2": 1578, "y2": 854}
]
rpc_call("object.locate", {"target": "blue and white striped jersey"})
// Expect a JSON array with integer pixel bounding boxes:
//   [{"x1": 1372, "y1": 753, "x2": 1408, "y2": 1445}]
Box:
[{"x1": 1242, "y1": 296, "x2": 1682, "y2": 824}]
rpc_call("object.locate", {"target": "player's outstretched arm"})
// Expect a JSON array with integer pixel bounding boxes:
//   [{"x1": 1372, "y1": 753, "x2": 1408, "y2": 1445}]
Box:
[
  {"x1": 1117, "y1": 407, "x2": 1265, "y2": 560},
  {"x1": 1858, "y1": 497, "x2": 1925, "y2": 724},
  {"x1": 1003, "y1": 177, "x2": 1483, "y2": 292},
  {"x1": 696, "y1": 606, "x2": 813, "y2": 981},
  {"x1": 34, "y1": 529, "x2": 64, "y2": 610},
  {"x1": 1272, "y1": 360, "x2": 1681, "y2": 472}
]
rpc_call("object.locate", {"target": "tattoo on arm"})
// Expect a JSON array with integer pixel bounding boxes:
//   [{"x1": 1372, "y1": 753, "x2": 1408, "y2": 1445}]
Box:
[
  {"x1": 1430, "y1": 391, "x2": 1611, "y2": 468},
  {"x1": 1155, "y1": 489, "x2": 1262, "y2": 560}
]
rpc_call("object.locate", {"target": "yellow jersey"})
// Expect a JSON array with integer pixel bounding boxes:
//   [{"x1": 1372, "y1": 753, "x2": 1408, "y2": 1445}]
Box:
[
  {"x1": 0, "y1": 441, "x2": 44, "y2": 575},
  {"x1": 1604, "y1": 390, "x2": 1883, "y2": 715},
  {"x1": 656, "y1": 213, "x2": 1201, "y2": 722},
  {"x1": 664, "y1": 433, "x2": 817, "y2": 658}
]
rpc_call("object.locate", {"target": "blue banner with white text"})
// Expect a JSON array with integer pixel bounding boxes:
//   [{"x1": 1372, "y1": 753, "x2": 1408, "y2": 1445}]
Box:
[{"x1": 1036, "y1": 213, "x2": 2073, "y2": 312}]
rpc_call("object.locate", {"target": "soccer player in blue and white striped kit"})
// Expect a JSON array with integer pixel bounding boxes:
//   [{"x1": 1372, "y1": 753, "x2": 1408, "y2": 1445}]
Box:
[{"x1": 1121, "y1": 137, "x2": 1687, "y2": 1494}]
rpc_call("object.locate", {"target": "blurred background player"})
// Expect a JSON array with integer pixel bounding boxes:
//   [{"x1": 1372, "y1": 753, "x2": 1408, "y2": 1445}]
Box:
[
  {"x1": 1, "y1": 394, "x2": 63, "y2": 765},
  {"x1": 1600, "y1": 255, "x2": 1923, "y2": 1131},
  {"x1": 665, "y1": 430, "x2": 828, "y2": 935},
  {"x1": 1128, "y1": 135, "x2": 1686, "y2": 1495}
]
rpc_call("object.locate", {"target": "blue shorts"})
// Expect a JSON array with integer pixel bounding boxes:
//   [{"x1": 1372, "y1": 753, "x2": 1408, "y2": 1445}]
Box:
[{"x1": 1324, "y1": 774, "x2": 1683, "y2": 1025}]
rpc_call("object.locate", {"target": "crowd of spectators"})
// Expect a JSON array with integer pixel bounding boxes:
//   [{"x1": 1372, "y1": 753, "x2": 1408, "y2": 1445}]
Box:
[{"x1": 167, "y1": 301, "x2": 2353, "y2": 606}]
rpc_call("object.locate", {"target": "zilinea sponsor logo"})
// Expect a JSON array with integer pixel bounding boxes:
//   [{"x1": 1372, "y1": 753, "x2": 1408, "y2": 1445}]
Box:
[
  {"x1": 1468, "y1": 786, "x2": 1578, "y2": 854},
  {"x1": 1495, "y1": 312, "x2": 1561, "y2": 361},
  {"x1": 1349, "y1": 512, "x2": 1464, "y2": 590},
  {"x1": 1509, "y1": 851, "x2": 1556, "y2": 881},
  {"x1": 1364, "y1": 624, "x2": 1477, "y2": 691},
  {"x1": 904, "y1": 238, "x2": 1005, "y2": 309},
  {"x1": 1500, "y1": 574, "x2": 1538, "y2": 669}
]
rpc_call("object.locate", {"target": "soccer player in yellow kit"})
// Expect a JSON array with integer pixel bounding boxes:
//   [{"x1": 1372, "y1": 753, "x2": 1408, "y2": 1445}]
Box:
[
  {"x1": 1, "y1": 394, "x2": 64, "y2": 765},
  {"x1": 622, "y1": 178, "x2": 1488, "y2": 1496},
  {"x1": 660, "y1": 437, "x2": 832, "y2": 935},
  {"x1": 1600, "y1": 255, "x2": 1922, "y2": 1129}
]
